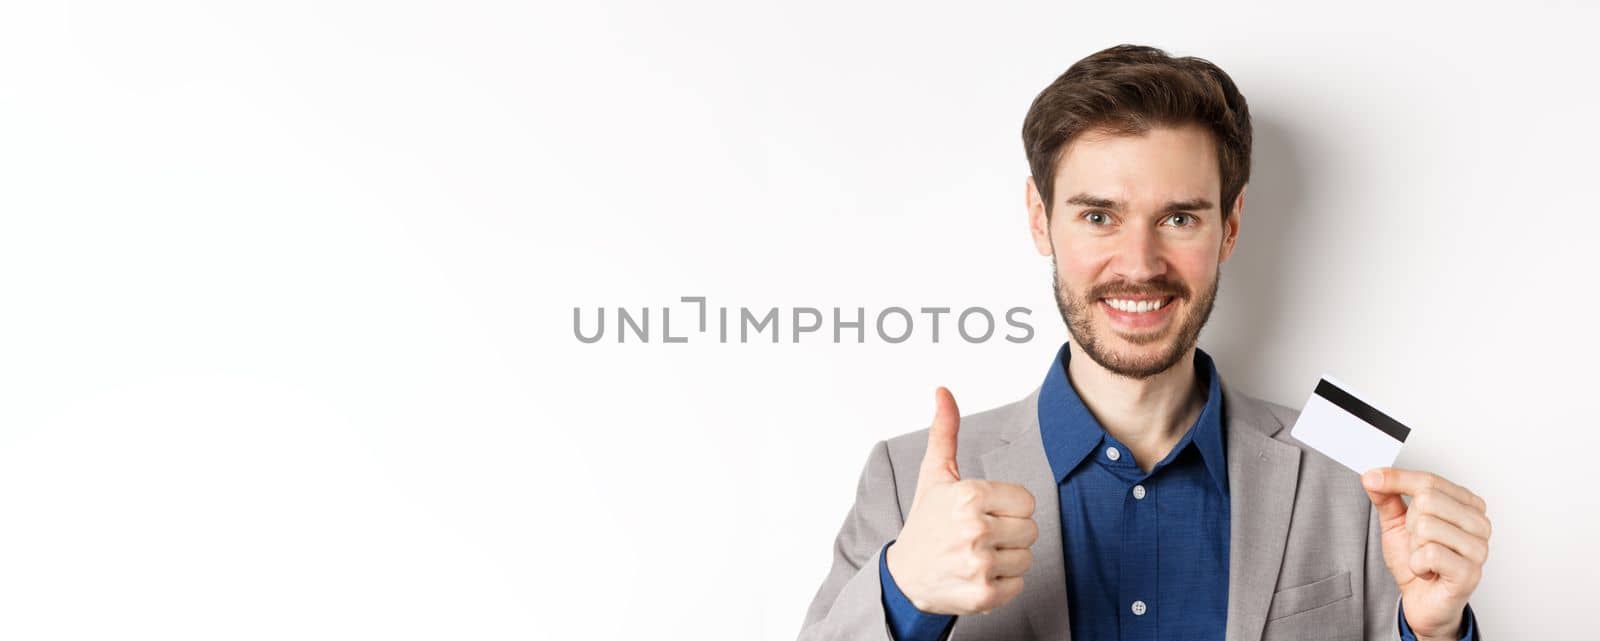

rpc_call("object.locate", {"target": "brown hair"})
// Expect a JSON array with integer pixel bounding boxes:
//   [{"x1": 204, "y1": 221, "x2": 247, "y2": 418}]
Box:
[{"x1": 1022, "y1": 44, "x2": 1252, "y2": 219}]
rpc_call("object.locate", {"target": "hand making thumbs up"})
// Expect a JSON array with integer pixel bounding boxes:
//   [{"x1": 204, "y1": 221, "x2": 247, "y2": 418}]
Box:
[{"x1": 885, "y1": 387, "x2": 1040, "y2": 615}]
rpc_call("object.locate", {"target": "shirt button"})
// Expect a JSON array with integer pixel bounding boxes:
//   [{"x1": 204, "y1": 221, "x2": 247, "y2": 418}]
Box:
[
  {"x1": 1132, "y1": 484, "x2": 1147, "y2": 500},
  {"x1": 1132, "y1": 600, "x2": 1148, "y2": 616},
  {"x1": 1105, "y1": 446, "x2": 1121, "y2": 461}
]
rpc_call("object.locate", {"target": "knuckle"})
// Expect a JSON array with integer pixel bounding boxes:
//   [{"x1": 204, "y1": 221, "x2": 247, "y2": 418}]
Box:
[
  {"x1": 1016, "y1": 486, "x2": 1037, "y2": 514},
  {"x1": 963, "y1": 518, "x2": 991, "y2": 542},
  {"x1": 1413, "y1": 514, "x2": 1435, "y2": 540},
  {"x1": 975, "y1": 585, "x2": 999, "y2": 610},
  {"x1": 958, "y1": 525, "x2": 981, "y2": 545},
  {"x1": 976, "y1": 550, "x2": 995, "y2": 574},
  {"x1": 965, "y1": 551, "x2": 993, "y2": 579},
  {"x1": 957, "y1": 555, "x2": 978, "y2": 580},
  {"x1": 954, "y1": 482, "x2": 982, "y2": 505}
]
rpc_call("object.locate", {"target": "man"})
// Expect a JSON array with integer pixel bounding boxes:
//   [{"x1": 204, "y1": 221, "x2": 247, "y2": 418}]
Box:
[{"x1": 798, "y1": 44, "x2": 1489, "y2": 641}]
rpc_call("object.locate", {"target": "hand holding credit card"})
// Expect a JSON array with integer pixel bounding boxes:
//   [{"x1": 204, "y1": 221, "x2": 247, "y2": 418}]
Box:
[{"x1": 1291, "y1": 374, "x2": 1491, "y2": 639}]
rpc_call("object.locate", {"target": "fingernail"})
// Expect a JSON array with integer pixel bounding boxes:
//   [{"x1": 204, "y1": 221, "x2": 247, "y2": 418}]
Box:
[{"x1": 1362, "y1": 469, "x2": 1381, "y2": 488}]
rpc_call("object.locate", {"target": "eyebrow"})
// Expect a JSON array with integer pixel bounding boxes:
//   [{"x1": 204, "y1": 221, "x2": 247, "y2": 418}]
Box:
[{"x1": 1064, "y1": 193, "x2": 1215, "y2": 214}]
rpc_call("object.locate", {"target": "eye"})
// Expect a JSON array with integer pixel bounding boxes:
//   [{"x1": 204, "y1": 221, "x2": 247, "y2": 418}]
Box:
[
  {"x1": 1166, "y1": 212, "x2": 1196, "y2": 227},
  {"x1": 1083, "y1": 210, "x2": 1112, "y2": 226}
]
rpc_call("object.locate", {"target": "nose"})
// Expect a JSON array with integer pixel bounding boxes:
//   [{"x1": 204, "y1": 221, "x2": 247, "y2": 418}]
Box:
[{"x1": 1107, "y1": 224, "x2": 1168, "y2": 284}]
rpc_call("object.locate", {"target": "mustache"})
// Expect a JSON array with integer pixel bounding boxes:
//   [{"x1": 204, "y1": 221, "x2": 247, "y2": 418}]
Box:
[{"x1": 1088, "y1": 276, "x2": 1190, "y2": 300}]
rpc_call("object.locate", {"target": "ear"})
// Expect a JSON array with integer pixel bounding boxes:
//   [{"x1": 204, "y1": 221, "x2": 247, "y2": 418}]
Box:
[
  {"x1": 1026, "y1": 176, "x2": 1053, "y2": 257},
  {"x1": 1218, "y1": 184, "x2": 1245, "y2": 264}
]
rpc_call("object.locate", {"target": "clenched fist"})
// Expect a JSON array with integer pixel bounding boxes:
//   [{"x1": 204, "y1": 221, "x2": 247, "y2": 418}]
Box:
[{"x1": 885, "y1": 387, "x2": 1040, "y2": 615}]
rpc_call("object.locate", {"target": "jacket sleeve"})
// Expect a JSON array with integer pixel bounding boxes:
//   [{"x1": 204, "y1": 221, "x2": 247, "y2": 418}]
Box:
[
  {"x1": 1399, "y1": 599, "x2": 1480, "y2": 641},
  {"x1": 1364, "y1": 500, "x2": 1405, "y2": 641},
  {"x1": 797, "y1": 440, "x2": 908, "y2": 641}
]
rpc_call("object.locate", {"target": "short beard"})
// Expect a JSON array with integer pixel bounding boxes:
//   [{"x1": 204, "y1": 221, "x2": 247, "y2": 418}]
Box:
[{"x1": 1051, "y1": 256, "x2": 1220, "y2": 380}]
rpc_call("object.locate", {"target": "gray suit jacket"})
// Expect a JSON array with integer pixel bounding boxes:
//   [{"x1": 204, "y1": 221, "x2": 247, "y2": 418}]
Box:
[{"x1": 799, "y1": 373, "x2": 1411, "y2": 641}]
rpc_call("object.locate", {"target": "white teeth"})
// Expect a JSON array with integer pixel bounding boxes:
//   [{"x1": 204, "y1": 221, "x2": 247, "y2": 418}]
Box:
[{"x1": 1104, "y1": 297, "x2": 1168, "y2": 313}]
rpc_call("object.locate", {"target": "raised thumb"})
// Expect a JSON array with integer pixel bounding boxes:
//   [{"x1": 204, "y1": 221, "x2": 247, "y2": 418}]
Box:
[{"x1": 919, "y1": 386, "x2": 962, "y2": 485}]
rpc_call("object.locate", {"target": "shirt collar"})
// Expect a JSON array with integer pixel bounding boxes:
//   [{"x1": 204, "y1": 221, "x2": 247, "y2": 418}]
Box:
[{"x1": 1036, "y1": 342, "x2": 1228, "y2": 493}]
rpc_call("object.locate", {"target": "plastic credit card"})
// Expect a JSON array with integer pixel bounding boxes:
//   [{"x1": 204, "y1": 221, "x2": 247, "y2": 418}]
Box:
[{"x1": 1289, "y1": 376, "x2": 1412, "y2": 474}]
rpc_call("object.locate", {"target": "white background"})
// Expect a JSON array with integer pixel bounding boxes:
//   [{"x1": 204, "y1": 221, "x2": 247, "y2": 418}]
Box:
[{"x1": 2, "y1": 1, "x2": 1596, "y2": 639}]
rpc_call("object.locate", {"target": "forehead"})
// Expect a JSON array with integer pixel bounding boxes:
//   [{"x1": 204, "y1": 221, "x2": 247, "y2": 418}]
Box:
[{"x1": 1052, "y1": 124, "x2": 1221, "y2": 202}]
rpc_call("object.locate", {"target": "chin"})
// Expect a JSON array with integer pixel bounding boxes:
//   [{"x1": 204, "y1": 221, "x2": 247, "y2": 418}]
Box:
[{"x1": 1080, "y1": 327, "x2": 1191, "y2": 379}]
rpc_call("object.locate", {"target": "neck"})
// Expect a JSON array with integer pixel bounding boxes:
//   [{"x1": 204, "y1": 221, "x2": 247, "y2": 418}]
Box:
[{"x1": 1065, "y1": 341, "x2": 1208, "y2": 472}]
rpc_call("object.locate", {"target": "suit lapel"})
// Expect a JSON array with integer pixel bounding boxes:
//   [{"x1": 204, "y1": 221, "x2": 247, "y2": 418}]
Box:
[
  {"x1": 980, "y1": 386, "x2": 1071, "y2": 641},
  {"x1": 1221, "y1": 378, "x2": 1302, "y2": 641}
]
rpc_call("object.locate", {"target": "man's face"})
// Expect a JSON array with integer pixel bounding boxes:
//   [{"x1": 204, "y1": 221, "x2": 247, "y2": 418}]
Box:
[{"x1": 1027, "y1": 124, "x2": 1242, "y2": 380}]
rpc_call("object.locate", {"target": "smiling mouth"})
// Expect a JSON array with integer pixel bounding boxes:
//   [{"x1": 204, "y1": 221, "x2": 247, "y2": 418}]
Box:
[{"x1": 1099, "y1": 295, "x2": 1176, "y2": 314}]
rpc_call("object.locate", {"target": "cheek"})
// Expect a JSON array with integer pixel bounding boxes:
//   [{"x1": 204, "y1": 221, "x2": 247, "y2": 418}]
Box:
[
  {"x1": 1052, "y1": 247, "x2": 1102, "y2": 287},
  {"x1": 1168, "y1": 253, "x2": 1220, "y2": 287},
  {"x1": 1169, "y1": 247, "x2": 1219, "y2": 273},
  {"x1": 1050, "y1": 230, "x2": 1104, "y2": 268}
]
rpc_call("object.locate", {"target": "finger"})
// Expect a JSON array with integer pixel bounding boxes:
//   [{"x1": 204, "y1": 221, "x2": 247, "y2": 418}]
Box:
[
  {"x1": 977, "y1": 576, "x2": 1025, "y2": 613},
  {"x1": 919, "y1": 386, "x2": 962, "y2": 486},
  {"x1": 1365, "y1": 487, "x2": 1409, "y2": 525},
  {"x1": 991, "y1": 547, "x2": 1033, "y2": 578},
  {"x1": 981, "y1": 482, "x2": 1036, "y2": 518},
  {"x1": 1408, "y1": 541, "x2": 1481, "y2": 589},
  {"x1": 987, "y1": 515, "x2": 1040, "y2": 549},
  {"x1": 1406, "y1": 487, "x2": 1493, "y2": 540},
  {"x1": 1363, "y1": 467, "x2": 1485, "y2": 512},
  {"x1": 1407, "y1": 513, "x2": 1490, "y2": 566}
]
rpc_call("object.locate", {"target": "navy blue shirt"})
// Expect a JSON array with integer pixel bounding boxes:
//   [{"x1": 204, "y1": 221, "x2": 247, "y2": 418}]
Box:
[{"x1": 879, "y1": 343, "x2": 1477, "y2": 640}]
